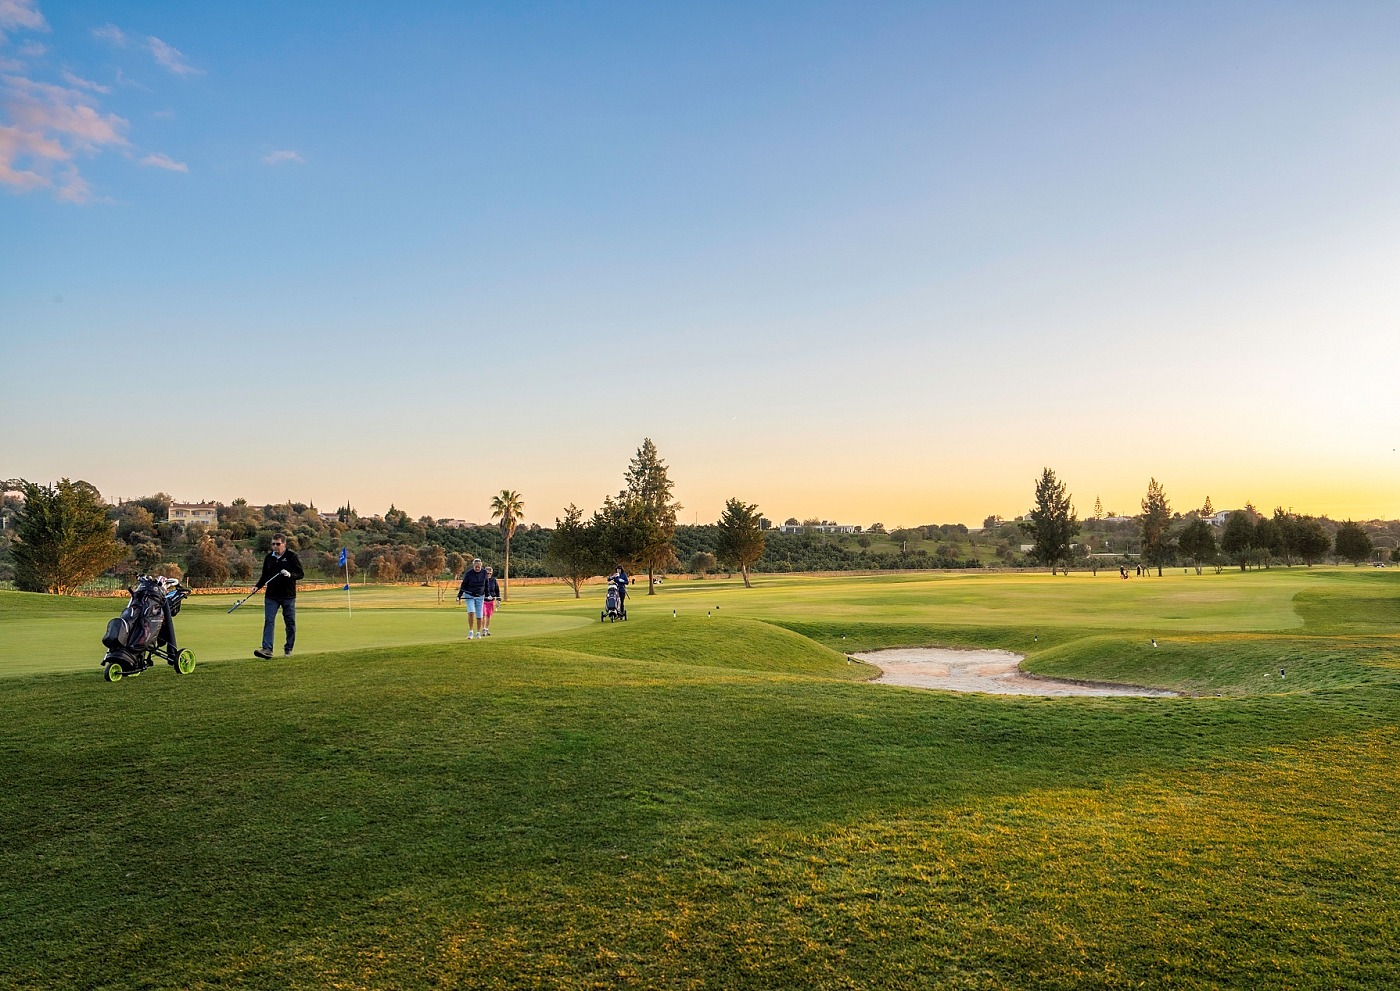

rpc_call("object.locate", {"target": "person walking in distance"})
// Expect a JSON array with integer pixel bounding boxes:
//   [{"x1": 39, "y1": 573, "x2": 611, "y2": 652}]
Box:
[
  {"x1": 456, "y1": 558, "x2": 489, "y2": 640},
  {"x1": 482, "y1": 565, "x2": 502, "y2": 637},
  {"x1": 254, "y1": 533, "x2": 304, "y2": 659},
  {"x1": 611, "y1": 565, "x2": 629, "y2": 614}
]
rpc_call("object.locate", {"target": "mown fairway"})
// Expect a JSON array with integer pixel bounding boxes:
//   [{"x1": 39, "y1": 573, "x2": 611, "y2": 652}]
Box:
[{"x1": 2, "y1": 569, "x2": 1398, "y2": 989}]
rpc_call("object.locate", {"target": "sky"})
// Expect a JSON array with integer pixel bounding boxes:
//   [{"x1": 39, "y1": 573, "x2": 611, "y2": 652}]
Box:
[{"x1": 3, "y1": 0, "x2": 1399, "y2": 527}]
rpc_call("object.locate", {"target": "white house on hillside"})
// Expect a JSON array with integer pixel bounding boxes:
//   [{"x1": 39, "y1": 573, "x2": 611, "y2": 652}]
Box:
[{"x1": 169, "y1": 502, "x2": 218, "y2": 528}]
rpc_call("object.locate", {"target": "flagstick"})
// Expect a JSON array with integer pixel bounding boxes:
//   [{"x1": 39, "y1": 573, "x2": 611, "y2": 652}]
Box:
[{"x1": 344, "y1": 561, "x2": 352, "y2": 617}]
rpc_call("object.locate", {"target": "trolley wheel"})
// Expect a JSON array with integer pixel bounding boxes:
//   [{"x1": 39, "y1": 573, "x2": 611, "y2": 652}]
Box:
[
  {"x1": 600, "y1": 611, "x2": 606, "y2": 622},
  {"x1": 175, "y1": 648, "x2": 196, "y2": 675},
  {"x1": 103, "y1": 663, "x2": 123, "y2": 683}
]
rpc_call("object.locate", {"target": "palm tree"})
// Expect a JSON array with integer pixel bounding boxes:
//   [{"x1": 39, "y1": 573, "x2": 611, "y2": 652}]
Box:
[{"x1": 489, "y1": 490, "x2": 525, "y2": 600}]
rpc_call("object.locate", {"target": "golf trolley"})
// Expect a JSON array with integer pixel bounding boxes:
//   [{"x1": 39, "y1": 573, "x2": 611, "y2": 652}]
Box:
[
  {"x1": 601, "y1": 581, "x2": 627, "y2": 622},
  {"x1": 100, "y1": 575, "x2": 197, "y2": 682}
]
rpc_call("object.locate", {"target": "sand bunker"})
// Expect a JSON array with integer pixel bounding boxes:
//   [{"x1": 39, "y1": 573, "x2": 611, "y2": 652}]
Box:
[{"x1": 854, "y1": 648, "x2": 1176, "y2": 697}]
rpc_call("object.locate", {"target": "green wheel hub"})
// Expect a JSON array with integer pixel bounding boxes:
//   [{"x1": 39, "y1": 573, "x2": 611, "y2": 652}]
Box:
[
  {"x1": 176, "y1": 649, "x2": 196, "y2": 675},
  {"x1": 103, "y1": 663, "x2": 123, "y2": 683}
]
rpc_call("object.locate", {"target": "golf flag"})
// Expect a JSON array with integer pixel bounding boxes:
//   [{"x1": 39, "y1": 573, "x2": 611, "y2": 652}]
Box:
[
  {"x1": 340, "y1": 548, "x2": 352, "y2": 615},
  {"x1": 338, "y1": 547, "x2": 347, "y2": 568}
]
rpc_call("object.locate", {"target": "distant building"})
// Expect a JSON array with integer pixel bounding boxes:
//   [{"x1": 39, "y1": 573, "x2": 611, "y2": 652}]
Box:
[
  {"x1": 779, "y1": 522, "x2": 860, "y2": 534},
  {"x1": 169, "y1": 502, "x2": 218, "y2": 528},
  {"x1": 1206, "y1": 511, "x2": 1233, "y2": 527},
  {"x1": 318, "y1": 512, "x2": 340, "y2": 524},
  {"x1": 437, "y1": 518, "x2": 470, "y2": 529}
]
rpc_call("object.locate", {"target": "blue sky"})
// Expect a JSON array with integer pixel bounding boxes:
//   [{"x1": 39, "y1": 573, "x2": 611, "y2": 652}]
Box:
[{"x1": 4, "y1": 1, "x2": 1399, "y2": 526}]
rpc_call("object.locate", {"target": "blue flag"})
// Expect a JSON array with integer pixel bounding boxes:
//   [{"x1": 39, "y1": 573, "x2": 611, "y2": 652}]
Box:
[{"x1": 338, "y1": 547, "x2": 347, "y2": 568}]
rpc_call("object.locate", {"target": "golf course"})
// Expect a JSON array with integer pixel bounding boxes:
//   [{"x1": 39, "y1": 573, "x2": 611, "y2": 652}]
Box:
[{"x1": 2, "y1": 568, "x2": 1398, "y2": 989}]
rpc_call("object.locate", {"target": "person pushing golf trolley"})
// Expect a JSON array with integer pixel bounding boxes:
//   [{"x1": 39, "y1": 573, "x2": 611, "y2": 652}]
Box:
[
  {"x1": 457, "y1": 558, "x2": 489, "y2": 640},
  {"x1": 228, "y1": 533, "x2": 304, "y2": 659}
]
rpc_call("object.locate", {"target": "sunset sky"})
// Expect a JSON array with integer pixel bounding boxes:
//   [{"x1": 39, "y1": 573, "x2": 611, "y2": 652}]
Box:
[{"x1": 4, "y1": 1, "x2": 1398, "y2": 527}]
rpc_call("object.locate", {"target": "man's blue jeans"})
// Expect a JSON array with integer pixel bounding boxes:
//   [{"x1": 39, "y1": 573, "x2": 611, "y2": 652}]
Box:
[{"x1": 263, "y1": 597, "x2": 296, "y2": 653}]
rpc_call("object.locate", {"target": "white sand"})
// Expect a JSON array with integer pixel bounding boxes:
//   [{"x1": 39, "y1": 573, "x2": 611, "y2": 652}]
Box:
[{"x1": 853, "y1": 648, "x2": 1176, "y2": 697}]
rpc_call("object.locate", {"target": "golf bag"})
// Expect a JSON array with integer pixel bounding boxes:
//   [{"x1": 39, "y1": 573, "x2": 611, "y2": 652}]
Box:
[
  {"x1": 600, "y1": 581, "x2": 627, "y2": 622},
  {"x1": 101, "y1": 576, "x2": 195, "y2": 681}
]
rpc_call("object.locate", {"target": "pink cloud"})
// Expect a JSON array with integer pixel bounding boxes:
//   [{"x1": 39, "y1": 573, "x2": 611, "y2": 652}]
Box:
[
  {"x1": 4, "y1": 76, "x2": 128, "y2": 148},
  {"x1": 0, "y1": 0, "x2": 47, "y2": 38},
  {"x1": 140, "y1": 151, "x2": 187, "y2": 172},
  {"x1": 62, "y1": 70, "x2": 111, "y2": 95},
  {"x1": 0, "y1": 73, "x2": 127, "y2": 199},
  {"x1": 147, "y1": 36, "x2": 200, "y2": 76}
]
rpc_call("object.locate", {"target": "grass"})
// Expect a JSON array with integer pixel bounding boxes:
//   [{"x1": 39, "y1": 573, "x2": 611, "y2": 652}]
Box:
[{"x1": 1, "y1": 568, "x2": 1398, "y2": 988}]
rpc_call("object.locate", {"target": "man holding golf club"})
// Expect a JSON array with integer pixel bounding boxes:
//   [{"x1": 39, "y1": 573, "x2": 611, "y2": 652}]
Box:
[
  {"x1": 456, "y1": 558, "x2": 489, "y2": 640},
  {"x1": 253, "y1": 533, "x2": 303, "y2": 659}
]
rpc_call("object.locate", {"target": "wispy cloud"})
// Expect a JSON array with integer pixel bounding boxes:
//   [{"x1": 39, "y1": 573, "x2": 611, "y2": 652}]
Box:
[
  {"x1": 0, "y1": 74, "x2": 128, "y2": 201},
  {"x1": 140, "y1": 151, "x2": 186, "y2": 172},
  {"x1": 0, "y1": 0, "x2": 47, "y2": 39},
  {"x1": 16, "y1": 39, "x2": 45, "y2": 57},
  {"x1": 147, "y1": 36, "x2": 200, "y2": 77},
  {"x1": 263, "y1": 149, "x2": 304, "y2": 166},
  {"x1": 91, "y1": 23, "x2": 126, "y2": 47},
  {"x1": 61, "y1": 69, "x2": 109, "y2": 94}
]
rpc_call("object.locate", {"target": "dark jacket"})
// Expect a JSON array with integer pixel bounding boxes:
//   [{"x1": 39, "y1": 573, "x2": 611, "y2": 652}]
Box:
[
  {"x1": 485, "y1": 576, "x2": 501, "y2": 600},
  {"x1": 259, "y1": 550, "x2": 304, "y2": 600},
  {"x1": 458, "y1": 567, "x2": 489, "y2": 597}
]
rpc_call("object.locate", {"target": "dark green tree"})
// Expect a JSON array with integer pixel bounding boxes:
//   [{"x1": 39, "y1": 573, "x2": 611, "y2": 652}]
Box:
[
  {"x1": 1139, "y1": 478, "x2": 1172, "y2": 576},
  {"x1": 1333, "y1": 521, "x2": 1373, "y2": 565},
  {"x1": 620, "y1": 438, "x2": 679, "y2": 594},
  {"x1": 12, "y1": 479, "x2": 126, "y2": 594},
  {"x1": 1220, "y1": 511, "x2": 1255, "y2": 570},
  {"x1": 1177, "y1": 518, "x2": 1216, "y2": 575},
  {"x1": 714, "y1": 497, "x2": 766, "y2": 588},
  {"x1": 1019, "y1": 468, "x2": 1078, "y2": 575},
  {"x1": 547, "y1": 504, "x2": 601, "y2": 598},
  {"x1": 1295, "y1": 517, "x2": 1331, "y2": 565},
  {"x1": 1253, "y1": 516, "x2": 1280, "y2": 569},
  {"x1": 1270, "y1": 508, "x2": 1299, "y2": 566}
]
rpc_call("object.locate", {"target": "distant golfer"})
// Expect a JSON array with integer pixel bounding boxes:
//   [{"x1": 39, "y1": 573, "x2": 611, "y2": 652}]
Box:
[
  {"x1": 457, "y1": 558, "x2": 489, "y2": 640},
  {"x1": 254, "y1": 533, "x2": 303, "y2": 659},
  {"x1": 482, "y1": 565, "x2": 502, "y2": 637},
  {"x1": 611, "y1": 566, "x2": 629, "y2": 611}
]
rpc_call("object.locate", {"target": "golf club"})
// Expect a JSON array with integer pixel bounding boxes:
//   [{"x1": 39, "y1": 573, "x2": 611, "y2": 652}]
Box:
[{"x1": 226, "y1": 582, "x2": 263, "y2": 614}]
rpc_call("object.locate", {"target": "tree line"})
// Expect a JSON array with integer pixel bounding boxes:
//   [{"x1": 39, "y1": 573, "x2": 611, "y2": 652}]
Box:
[
  {"x1": 2, "y1": 460, "x2": 1393, "y2": 595},
  {"x1": 1019, "y1": 468, "x2": 1386, "y2": 575}
]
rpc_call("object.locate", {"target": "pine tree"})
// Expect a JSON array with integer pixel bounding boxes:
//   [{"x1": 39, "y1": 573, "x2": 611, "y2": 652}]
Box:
[
  {"x1": 620, "y1": 439, "x2": 680, "y2": 594},
  {"x1": 715, "y1": 498, "x2": 766, "y2": 588},
  {"x1": 1020, "y1": 468, "x2": 1078, "y2": 575},
  {"x1": 1140, "y1": 478, "x2": 1172, "y2": 576}
]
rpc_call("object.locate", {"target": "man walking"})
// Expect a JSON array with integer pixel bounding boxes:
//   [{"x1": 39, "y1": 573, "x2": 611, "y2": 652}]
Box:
[
  {"x1": 254, "y1": 533, "x2": 303, "y2": 659},
  {"x1": 457, "y1": 557, "x2": 489, "y2": 640}
]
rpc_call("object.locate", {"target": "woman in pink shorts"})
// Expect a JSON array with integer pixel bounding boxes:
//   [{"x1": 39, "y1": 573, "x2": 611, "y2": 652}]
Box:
[{"x1": 482, "y1": 566, "x2": 501, "y2": 636}]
